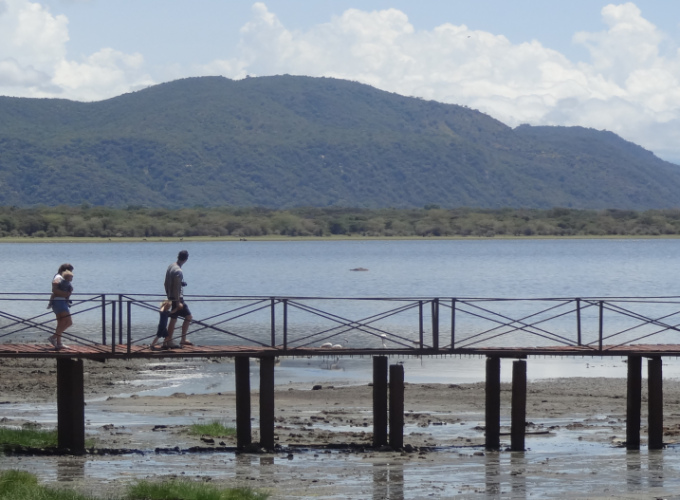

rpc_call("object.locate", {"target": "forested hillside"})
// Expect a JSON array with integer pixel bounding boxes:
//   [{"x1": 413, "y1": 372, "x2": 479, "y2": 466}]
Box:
[{"x1": 0, "y1": 75, "x2": 679, "y2": 209}]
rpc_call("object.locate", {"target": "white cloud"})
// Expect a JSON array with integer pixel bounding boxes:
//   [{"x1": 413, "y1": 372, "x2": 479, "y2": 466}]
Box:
[
  {"x1": 203, "y1": 2, "x2": 680, "y2": 162},
  {"x1": 0, "y1": 0, "x2": 152, "y2": 99}
]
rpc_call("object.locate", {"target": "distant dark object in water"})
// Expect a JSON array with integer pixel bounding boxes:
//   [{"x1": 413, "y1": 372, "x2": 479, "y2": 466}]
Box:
[{"x1": 350, "y1": 267, "x2": 368, "y2": 272}]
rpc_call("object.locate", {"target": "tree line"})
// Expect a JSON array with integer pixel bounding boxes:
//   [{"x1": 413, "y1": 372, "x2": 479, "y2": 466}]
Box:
[{"x1": 1, "y1": 205, "x2": 680, "y2": 239}]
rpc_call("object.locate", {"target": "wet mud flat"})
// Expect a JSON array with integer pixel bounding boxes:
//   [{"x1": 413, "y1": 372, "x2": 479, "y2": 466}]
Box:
[
  {"x1": 4, "y1": 438, "x2": 680, "y2": 499},
  {"x1": 5, "y1": 358, "x2": 680, "y2": 497}
]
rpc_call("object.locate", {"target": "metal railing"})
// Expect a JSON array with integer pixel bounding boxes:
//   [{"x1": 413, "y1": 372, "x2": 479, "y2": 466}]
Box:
[{"x1": 2, "y1": 294, "x2": 680, "y2": 354}]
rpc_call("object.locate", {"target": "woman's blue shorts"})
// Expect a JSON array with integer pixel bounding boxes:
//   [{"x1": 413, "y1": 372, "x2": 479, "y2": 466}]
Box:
[{"x1": 52, "y1": 300, "x2": 70, "y2": 315}]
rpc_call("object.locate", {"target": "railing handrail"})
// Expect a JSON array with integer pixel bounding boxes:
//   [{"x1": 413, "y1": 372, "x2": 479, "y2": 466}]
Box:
[
  {"x1": 5, "y1": 293, "x2": 680, "y2": 301},
  {"x1": 3, "y1": 294, "x2": 680, "y2": 355}
]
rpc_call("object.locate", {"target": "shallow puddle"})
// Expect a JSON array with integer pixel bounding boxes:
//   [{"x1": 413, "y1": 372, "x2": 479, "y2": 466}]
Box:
[{"x1": 4, "y1": 444, "x2": 680, "y2": 499}]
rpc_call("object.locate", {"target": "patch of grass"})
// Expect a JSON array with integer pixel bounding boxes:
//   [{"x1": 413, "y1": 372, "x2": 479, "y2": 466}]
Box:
[
  {"x1": 189, "y1": 420, "x2": 237, "y2": 438},
  {"x1": 127, "y1": 479, "x2": 268, "y2": 500},
  {"x1": 0, "y1": 427, "x2": 58, "y2": 448},
  {"x1": 0, "y1": 470, "x2": 97, "y2": 499},
  {"x1": 0, "y1": 472, "x2": 268, "y2": 500},
  {"x1": 0, "y1": 427, "x2": 95, "y2": 450}
]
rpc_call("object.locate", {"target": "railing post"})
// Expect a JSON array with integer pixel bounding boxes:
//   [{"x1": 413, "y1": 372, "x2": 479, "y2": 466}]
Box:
[
  {"x1": 451, "y1": 298, "x2": 456, "y2": 351},
  {"x1": 111, "y1": 301, "x2": 116, "y2": 354},
  {"x1": 126, "y1": 300, "x2": 132, "y2": 354},
  {"x1": 270, "y1": 298, "x2": 276, "y2": 348},
  {"x1": 283, "y1": 299, "x2": 288, "y2": 350},
  {"x1": 118, "y1": 294, "x2": 123, "y2": 345},
  {"x1": 431, "y1": 299, "x2": 439, "y2": 350},
  {"x1": 418, "y1": 300, "x2": 424, "y2": 349},
  {"x1": 599, "y1": 301, "x2": 604, "y2": 351},
  {"x1": 101, "y1": 294, "x2": 106, "y2": 346},
  {"x1": 576, "y1": 298, "x2": 581, "y2": 346}
]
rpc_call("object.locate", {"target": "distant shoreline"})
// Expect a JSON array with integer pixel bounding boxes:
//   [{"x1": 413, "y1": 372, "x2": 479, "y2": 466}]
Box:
[{"x1": 1, "y1": 234, "x2": 679, "y2": 243}]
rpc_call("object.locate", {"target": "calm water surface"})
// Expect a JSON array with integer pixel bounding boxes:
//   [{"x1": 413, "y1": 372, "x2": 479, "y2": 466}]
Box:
[{"x1": 4, "y1": 238, "x2": 680, "y2": 297}]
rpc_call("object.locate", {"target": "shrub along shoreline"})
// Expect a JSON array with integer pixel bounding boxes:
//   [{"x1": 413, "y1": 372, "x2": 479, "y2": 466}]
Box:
[{"x1": 2, "y1": 205, "x2": 680, "y2": 239}]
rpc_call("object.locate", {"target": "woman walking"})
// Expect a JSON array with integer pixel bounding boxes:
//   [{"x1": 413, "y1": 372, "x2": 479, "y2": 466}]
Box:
[{"x1": 47, "y1": 263, "x2": 74, "y2": 350}]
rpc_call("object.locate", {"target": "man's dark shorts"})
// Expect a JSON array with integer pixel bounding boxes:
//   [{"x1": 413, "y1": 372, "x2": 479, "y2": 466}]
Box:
[{"x1": 169, "y1": 300, "x2": 191, "y2": 319}]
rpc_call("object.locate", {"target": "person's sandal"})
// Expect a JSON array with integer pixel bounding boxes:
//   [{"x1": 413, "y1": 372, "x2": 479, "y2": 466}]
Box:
[{"x1": 180, "y1": 341, "x2": 194, "y2": 347}]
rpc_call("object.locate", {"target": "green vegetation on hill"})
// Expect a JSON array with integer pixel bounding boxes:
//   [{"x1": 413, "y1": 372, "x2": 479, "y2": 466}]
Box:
[
  {"x1": 1, "y1": 76, "x2": 680, "y2": 210},
  {"x1": 2, "y1": 205, "x2": 680, "y2": 238}
]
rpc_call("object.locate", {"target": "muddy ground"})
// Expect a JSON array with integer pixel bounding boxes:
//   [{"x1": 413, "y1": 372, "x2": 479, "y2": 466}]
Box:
[{"x1": 3, "y1": 357, "x2": 680, "y2": 498}]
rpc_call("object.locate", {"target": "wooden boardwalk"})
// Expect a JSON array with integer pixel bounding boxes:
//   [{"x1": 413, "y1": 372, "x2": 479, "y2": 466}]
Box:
[{"x1": 3, "y1": 342, "x2": 680, "y2": 359}]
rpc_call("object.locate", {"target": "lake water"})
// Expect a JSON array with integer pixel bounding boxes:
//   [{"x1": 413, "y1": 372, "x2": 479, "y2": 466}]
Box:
[
  {"x1": 5, "y1": 238, "x2": 680, "y2": 297},
  {"x1": 4, "y1": 238, "x2": 680, "y2": 383}
]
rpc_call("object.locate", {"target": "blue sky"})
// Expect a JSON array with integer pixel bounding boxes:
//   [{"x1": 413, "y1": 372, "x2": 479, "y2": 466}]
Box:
[
  {"x1": 40, "y1": 1, "x2": 680, "y2": 65},
  {"x1": 4, "y1": 1, "x2": 680, "y2": 162}
]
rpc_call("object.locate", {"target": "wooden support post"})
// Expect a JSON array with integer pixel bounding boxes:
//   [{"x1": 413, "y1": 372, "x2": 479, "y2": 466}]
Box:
[
  {"x1": 648, "y1": 357, "x2": 664, "y2": 450},
  {"x1": 57, "y1": 358, "x2": 85, "y2": 455},
  {"x1": 373, "y1": 356, "x2": 388, "y2": 447},
  {"x1": 627, "y1": 356, "x2": 642, "y2": 450},
  {"x1": 511, "y1": 360, "x2": 527, "y2": 452},
  {"x1": 389, "y1": 364, "x2": 404, "y2": 450},
  {"x1": 235, "y1": 356, "x2": 251, "y2": 449},
  {"x1": 259, "y1": 357, "x2": 275, "y2": 450},
  {"x1": 486, "y1": 356, "x2": 501, "y2": 451}
]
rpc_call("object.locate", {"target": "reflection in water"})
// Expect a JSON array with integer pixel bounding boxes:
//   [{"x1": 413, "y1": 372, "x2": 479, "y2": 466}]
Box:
[
  {"x1": 626, "y1": 451, "x2": 642, "y2": 490},
  {"x1": 235, "y1": 453, "x2": 255, "y2": 480},
  {"x1": 259, "y1": 456, "x2": 274, "y2": 482},
  {"x1": 485, "y1": 453, "x2": 500, "y2": 498},
  {"x1": 388, "y1": 463, "x2": 404, "y2": 500},
  {"x1": 648, "y1": 450, "x2": 664, "y2": 490},
  {"x1": 372, "y1": 462, "x2": 404, "y2": 500},
  {"x1": 372, "y1": 462, "x2": 388, "y2": 500},
  {"x1": 57, "y1": 458, "x2": 85, "y2": 482},
  {"x1": 510, "y1": 452, "x2": 526, "y2": 499}
]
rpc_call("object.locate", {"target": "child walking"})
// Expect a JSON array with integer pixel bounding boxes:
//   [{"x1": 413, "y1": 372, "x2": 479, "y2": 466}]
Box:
[{"x1": 150, "y1": 300, "x2": 178, "y2": 350}]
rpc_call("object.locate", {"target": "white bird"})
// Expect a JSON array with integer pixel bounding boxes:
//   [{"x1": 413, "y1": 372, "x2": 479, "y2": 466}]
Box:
[
  {"x1": 320, "y1": 342, "x2": 333, "y2": 348},
  {"x1": 381, "y1": 334, "x2": 387, "y2": 348}
]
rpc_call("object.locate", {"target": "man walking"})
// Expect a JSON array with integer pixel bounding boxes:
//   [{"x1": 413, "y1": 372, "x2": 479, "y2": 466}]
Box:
[{"x1": 164, "y1": 250, "x2": 193, "y2": 348}]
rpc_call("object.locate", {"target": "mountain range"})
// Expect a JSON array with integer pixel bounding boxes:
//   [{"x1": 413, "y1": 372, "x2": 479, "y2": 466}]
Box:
[{"x1": 0, "y1": 75, "x2": 678, "y2": 209}]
